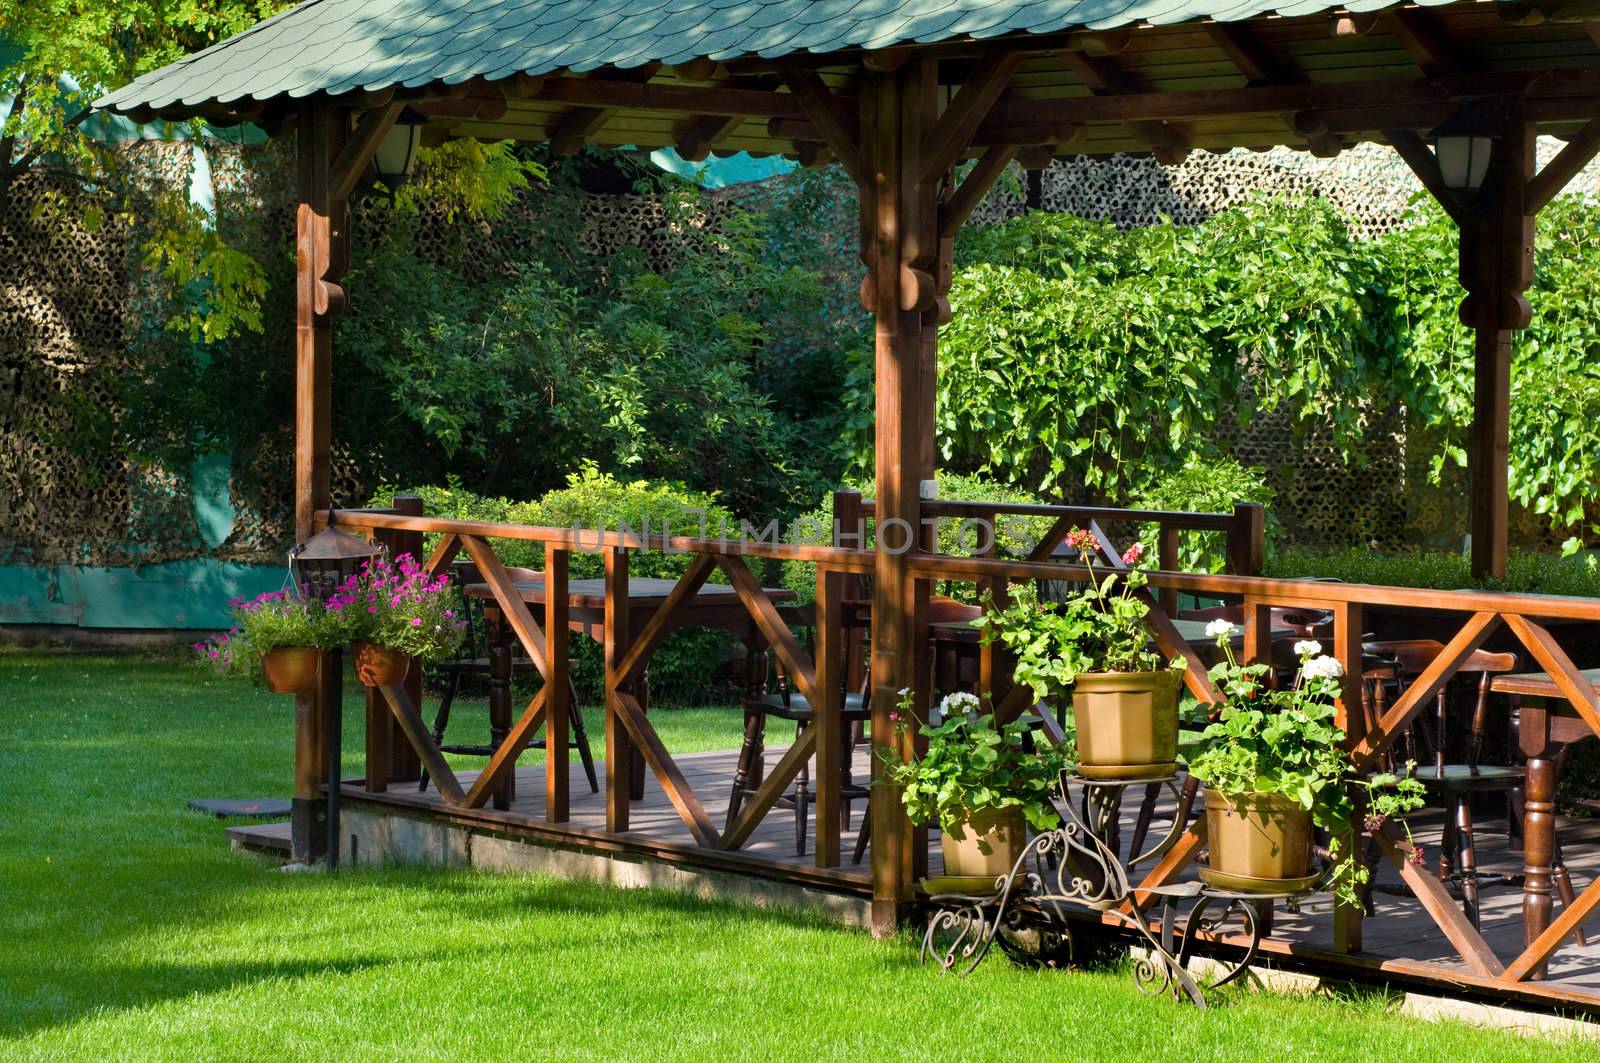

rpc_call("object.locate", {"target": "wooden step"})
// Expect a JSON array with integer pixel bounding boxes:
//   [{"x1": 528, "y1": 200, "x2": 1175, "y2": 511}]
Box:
[{"x1": 226, "y1": 821, "x2": 292, "y2": 857}]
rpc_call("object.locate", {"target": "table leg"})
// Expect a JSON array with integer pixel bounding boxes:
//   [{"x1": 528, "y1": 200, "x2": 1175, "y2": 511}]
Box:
[
  {"x1": 486, "y1": 605, "x2": 514, "y2": 810},
  {"x1": 1519, "y1": 702, "x2": 1556, "y2": 979}
]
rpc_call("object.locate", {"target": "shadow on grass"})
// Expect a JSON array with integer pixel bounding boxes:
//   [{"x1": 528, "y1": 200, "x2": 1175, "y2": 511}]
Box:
[{"x1": 0, "y1": 854, "x2": 876, "y2": 1040}]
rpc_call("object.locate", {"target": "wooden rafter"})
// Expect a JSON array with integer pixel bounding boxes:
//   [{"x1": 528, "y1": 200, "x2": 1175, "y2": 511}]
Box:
[
  {"x1": 675, "y1": 74, "x2": 780, "y2": 160},
  {"x1": 777, "y1": 65, "x2": 865, "y2": 185},
  {"x1": 1384, "y1": 6, "x2": 1480, "y2": 77},
  {"x1": 1207, "y1": 21, "x2": 1342, "y2": 156},
  {"x1": 1062, "y1": 50, "x2": 1189, "y2": 164},
  {"x1": 547, "y1": 64, "x2": 660, "y2": 156}
]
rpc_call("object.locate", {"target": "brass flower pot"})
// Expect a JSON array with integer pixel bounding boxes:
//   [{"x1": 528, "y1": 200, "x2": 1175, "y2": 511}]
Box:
[
  {"x1": 260, "y1": 647, "x2": 319, "y2": 695},
  {"x1": 352, "y1": 641, "x2": 410, "y2": 688},
  {"x1": 1202, "y1": 788, "x2": 1314, "y2": 890},
  {"x1": 940, "y1": 806, "x2": 1028, "y2": 878},
  {"x1": 1071, "y1": 670, "x2": 1181, "y2": 779}
]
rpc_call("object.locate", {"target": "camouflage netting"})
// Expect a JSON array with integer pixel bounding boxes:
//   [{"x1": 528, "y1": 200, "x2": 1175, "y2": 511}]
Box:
[{"x1": 2, "y1": 139, "x2": 1595, "y2": 566}]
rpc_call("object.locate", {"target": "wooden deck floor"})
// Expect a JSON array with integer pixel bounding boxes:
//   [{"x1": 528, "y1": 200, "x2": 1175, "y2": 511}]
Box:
[{"x1": 339, "y1": 743, "x2": 1600, "y2": 1007}]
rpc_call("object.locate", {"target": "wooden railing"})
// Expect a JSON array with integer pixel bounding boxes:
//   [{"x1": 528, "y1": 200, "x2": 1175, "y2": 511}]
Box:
[{"x1": 319, "y1": 499, "x2": 1600, "y2": 1001}]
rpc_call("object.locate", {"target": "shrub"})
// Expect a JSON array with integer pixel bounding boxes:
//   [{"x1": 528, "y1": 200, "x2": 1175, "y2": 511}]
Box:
[
  {"x1": 370, "y1": 471, "x2": 743, "y2": 705},
  {"x1": 1265, "y1": 546, "x2": 1600, "y2": 598},
  {"x1": 779, "y1": 473, "x2": 1054, "y2": 603},
  {"x1": 1130, "y1": 455, "x2": 1277, "y2": 572}
]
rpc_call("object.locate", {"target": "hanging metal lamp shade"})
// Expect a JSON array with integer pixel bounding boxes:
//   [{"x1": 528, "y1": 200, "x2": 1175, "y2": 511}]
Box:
[{"x1": 289, "y1": 512, "x2": 383, "y2": 602}]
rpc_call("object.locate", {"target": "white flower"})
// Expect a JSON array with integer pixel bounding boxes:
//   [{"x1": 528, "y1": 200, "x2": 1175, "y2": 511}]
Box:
[
  {"x1": 1302, "y1": 655, "x2": 1345, "y2": 680},
  {"x1": 939, "y1": 691, "x2": 982, "y2": 716},
  {"x1": 898, "y1": 687, "x2": 912, "y2": 698},
  {"x1": 1293, "y1": 639, "x2": 1323, "y2": 657},
  {"x1": 1204, "y1": 619, "x2": 1236, "y2": 638}
]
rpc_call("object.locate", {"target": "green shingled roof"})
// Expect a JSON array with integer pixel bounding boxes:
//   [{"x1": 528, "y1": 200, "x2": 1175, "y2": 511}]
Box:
[{"x1": 97, "y1": 0, "x2": 1458, "y2": 115}]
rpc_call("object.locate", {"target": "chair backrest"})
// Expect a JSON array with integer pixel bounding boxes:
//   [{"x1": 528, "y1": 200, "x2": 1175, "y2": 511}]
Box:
[{"x1": 928, "y1": 596, "x2": 983, "y2": 625}]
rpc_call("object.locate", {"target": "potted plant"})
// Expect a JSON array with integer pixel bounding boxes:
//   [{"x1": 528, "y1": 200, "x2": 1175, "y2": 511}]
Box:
[
  {"x1": 1190, "y1": 626, "x2": 1425, "y2": 905},
  {"x1": 975, "y1": 533, "x2": 1185, "y2": 779},
  {"x1": 880, "y1": 691, "x2": 1072, "y2": 879},
  {"x1": 342, "y1": 553, "x2": 467, "y2": 687},
  {"x1": 195, "y1": 590, "x2": 346, "y2": 694}
]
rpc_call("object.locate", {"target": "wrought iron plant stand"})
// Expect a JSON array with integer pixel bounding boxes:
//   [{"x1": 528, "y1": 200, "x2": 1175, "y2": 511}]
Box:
[{"x1": 919, "y1": 772, "x2": 1321, "y2": 1007}]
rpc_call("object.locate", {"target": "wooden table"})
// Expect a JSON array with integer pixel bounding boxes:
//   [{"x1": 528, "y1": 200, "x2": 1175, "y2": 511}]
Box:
[
  {"x1": 465, "y1": 576, "x2": 797, "y2": 806},
  {"x1": 1490, "y1": 667, "x2": 1600, "y2": 976}
]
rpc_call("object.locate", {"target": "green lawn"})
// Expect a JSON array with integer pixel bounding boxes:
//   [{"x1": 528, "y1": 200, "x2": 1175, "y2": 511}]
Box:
[{"x1": 0, "y1": 654, "x2": 1591, "y2": 1061}]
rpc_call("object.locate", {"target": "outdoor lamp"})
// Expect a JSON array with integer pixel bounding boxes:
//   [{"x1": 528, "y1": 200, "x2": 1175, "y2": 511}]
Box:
[
  {"x1": 1430, "y1": 106, "x2": 1496, "y2": 192},
  {"x1": 289, "y1": 511, "x2": 383, "y2": 602},
  {"x1": 373, "y1": 118, "x2": 423, "y2": 191}
]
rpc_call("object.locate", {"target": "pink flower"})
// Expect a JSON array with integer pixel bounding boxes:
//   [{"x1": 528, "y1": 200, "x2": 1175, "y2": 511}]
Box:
[
  {"x1": 368, "y1": 606, "x2": 378, "y2": 614},
  {"x1": 411, "y1": 617, "x2": 423, "y2": 627},
  {"x1": 1065, "y1": 528, "x2": 1102, "y2": 553},
  {"x1": 1121, "y1": 542, "x2": 1145, "y2": 565}
]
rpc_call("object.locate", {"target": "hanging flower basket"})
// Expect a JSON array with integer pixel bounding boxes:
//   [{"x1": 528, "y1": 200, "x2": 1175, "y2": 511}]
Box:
[
  {"x1": 352, "y1": 641, "x2": 410, "y2": 687},
  {"x1": 260, "y1": 646, "x2": 320, "y2": 695}
]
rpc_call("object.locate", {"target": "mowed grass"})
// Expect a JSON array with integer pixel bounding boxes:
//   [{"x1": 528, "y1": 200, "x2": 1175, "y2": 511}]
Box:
[{"x1": 0, "y1": 654, "x2": 1592, "y2": 1061}]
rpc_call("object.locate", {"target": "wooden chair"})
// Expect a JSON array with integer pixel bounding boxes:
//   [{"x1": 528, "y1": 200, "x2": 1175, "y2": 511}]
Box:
[
  {"x1": 421, "y1": 563, "x2": 599, "y2": 795},
  {"x1": 726, "y1": 602, "x2": 872, "y2": 856},
  {"x1": 1364, "y1": 639, "x2": 1581, "y2": 933}
]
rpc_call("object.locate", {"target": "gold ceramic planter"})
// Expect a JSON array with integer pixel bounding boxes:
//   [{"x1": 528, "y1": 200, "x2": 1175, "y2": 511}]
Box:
[
  {"x1": 940, "y1": 806, "x2": 1027, "y2": 878},
  {"x1": 353, "y1": 641, "x2": 410, "y2": 687},
  {"x1": 260, "y1": 646, "x2": 320, "y2": 694},
  {"x1": 1202, "y1": 788, "x2": 1313, "y2": 889},
  {"x1": 1071, "y1": 670, "x2": 1181, "y2": 778}
]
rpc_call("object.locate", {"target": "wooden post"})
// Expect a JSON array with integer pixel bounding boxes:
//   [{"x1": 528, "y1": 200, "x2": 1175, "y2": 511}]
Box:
[
  {"x1": 290, "y1": 102, "x2": 347, "y2": 866},
  {"x1": 863, "y1": 61, "x2": 941, "y2": 937},
  {"x1": 814, "y1": 566, "x2": 844, "y2": 867},
  {"x1": 1157, "y1": 521, "x2": 1181, "y2": 616},
  {"x1": 1333, "y1": 600, "x2": 1365, "y2": 954},
  {"x1": 604, "y1": 547, "x2": 631, "y2": 831},
  {"x1": 545, "y1": 544, "x2": 570, "y2": 822},
  {"x1": 1226, "y1": 502, "x2": 1266, "y2": 576},
  {"x1": 1465, "y1": 112, "x2": 1534, "y2": 581}
]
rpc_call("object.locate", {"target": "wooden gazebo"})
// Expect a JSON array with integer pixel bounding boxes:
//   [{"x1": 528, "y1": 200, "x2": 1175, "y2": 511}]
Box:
[{"x1": 101, "y1": 0, "x2": 1600, "y2": 1012}]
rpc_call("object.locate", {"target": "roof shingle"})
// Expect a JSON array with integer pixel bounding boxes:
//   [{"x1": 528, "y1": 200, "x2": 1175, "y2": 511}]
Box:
[{"x1": 96, "y1": 0, "x2": 1462, "y2": 115}]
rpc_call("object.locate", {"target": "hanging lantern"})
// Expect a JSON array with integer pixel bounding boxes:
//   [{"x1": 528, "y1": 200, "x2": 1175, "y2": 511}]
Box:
[
  {"x1": 1430, "y1": 104, "x2": 1497, "y2": 193},
  {"x1": 373, "y1": 118, "x2": 423, "y2": 192},
  {"x1": 289, "y1": 511, "x2": 383, "y2": 602}
]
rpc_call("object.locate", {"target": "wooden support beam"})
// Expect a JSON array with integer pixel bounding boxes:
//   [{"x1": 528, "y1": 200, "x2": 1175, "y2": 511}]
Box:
[
  {"x1": 939, "y1": 144, "x2": 1017, "y2": 239},
  {"x1": 1209, "y1": 22, "x2": 1342, "y2": 156},
  {"x1": 1529, "y1": 116, "x2": 1600, "y2": 211},
  {"x1": 1062, "y1": 51, "x2": 1190, "y2": 164},
  {"x1": 290, "y1": 102, "x2": 347, "y2": 866},
  {"x1": 330, "y1": 101, "x2": 402, "y2": 202},
  {"x1": 1207, "y1": 22, "x2": 1291, "y2": 85},
  {"x1": 546, "y1": 65, "x2": 661, "y2": 156},
  {"x1": 1384, "y1": 7, "x2": 1479, "y2": 77},
  {"x1": 1386, "y1": 128, "x2": 1467, "y2": 225},
  {"x1": 544, "y1": 544, "x2": 569, "y2": 823},
  {"x1": 603, "y1": 548, "x2": 631, "y2": 832},
  {"x1": 379, "y1": 684, "x2": 466, "y2": 806},
  {"x1": 675, "y1": 113, "x2": 745, "y2": 161},
  {"x1": 461, "y1": 689, "x2": 548, "y2": 809},
  {"x1": 1376, "y1": 826, "x2": 1504, "y2": 977},
  {"x1": 674, "y1": 75, "x2": 780, "y2": 160},
  {"x1": 613, "y1": 690, "x2": 721, "y2": 847},
  {"x1": 919, "y1": 53, "x2": 1022, "y2": 182},
  {"x1": 779, "y1": 65, "x2": 866, "y2": 185},
  {"x1": 1462, "y1": 108, "x2": 1534, "y2": 579}
]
